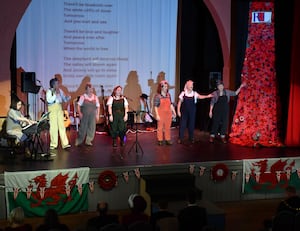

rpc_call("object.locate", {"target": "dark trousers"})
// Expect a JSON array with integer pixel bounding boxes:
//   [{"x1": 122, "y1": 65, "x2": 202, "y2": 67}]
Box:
[
  {"x1": 110, "y1": 113, "x2": 126, "y2": 140},
  {"x1": 210, "y1": 108, "x2": 229, "y2": 136},
  {"x1": 179, "y1": 107, "x2": 196, "y2": 140}
]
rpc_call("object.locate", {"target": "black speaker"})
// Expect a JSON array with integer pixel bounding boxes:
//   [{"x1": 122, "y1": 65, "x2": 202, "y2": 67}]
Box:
[{"x1": 21, "y1": 72, "x2": 40, "y2": 93}]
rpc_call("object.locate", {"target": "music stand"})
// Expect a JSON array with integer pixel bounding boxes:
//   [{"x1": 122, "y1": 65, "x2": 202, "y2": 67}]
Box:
[{"x1": 127, "y1": 111, "x2": 144, "y2": 155}]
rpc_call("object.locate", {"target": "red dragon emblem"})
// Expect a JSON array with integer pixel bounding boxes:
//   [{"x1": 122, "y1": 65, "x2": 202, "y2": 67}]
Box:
[
  {"x1": 28, "y1": 172, "x2": 79, "y2": 208},
  {"x1": 250, "y1": 159, "x2": 295, "y2": 190}
]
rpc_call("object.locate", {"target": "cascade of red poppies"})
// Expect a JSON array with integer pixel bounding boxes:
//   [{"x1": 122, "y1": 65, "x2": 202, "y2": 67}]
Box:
[{"x1": 229, "y1": 1, "x2": 282, "y2": 147}]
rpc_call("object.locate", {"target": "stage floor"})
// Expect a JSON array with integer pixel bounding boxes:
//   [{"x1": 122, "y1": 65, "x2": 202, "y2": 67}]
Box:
[{"x1": 0, "y1": 125, "x2": 300, "y2": 173}]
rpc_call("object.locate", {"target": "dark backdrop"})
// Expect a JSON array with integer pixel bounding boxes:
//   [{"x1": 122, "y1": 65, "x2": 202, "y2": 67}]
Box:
[
  {"x1": 179, "y1": 0, "x2": 294, "y2": 136},
  {"x1": 179, "y1": 0, "x2": 223, "y2": 131}
]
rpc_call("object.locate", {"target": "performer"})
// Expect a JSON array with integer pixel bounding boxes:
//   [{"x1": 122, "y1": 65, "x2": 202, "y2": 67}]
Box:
[
  {"x1": 154, "y1": 80, "x2": 176, "y2": 145},
  {"x1": 177, "y1": 80, "x2": 212, "y2": 144},
  {"x1": 75, "y1": 83, "x2": 100, "y2": 146},
  {"x1": 46, "y1": 77, "x2": 71, "y2": 149},
  {"x1": 148, "y1": 71, "x2": 175, "y2": 116},
  {"x1": 209, "y1": 81, "x2": 245, "y2": 143},
  {"x1": 106, "y1": 86, "x2": 129, "y2": 147},
  {"x1": 6, "y1": 96, "x2": 36, "y2": 157},
  {"x1": 139, "y1": 93, "x2": 154, "y2": 126}
]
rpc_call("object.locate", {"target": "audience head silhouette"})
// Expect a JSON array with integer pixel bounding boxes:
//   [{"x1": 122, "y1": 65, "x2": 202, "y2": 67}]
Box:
[
  {"x1": 97, "y1": 201, "x2": 109, "y2": 215},
  {"x1": 186, "y1": 188, "x2": 202, "y2": 204},
  {"x1": 44, "y1": 209, "x2": 60, "y2": 226},
  {"x1": 8, "y1": 207, "x2": 25, "y2": 226},
  {"x1": 285, "y1": 185, "x2": 297, "y2": 197},
  {"x1": 130, "y1": 195, "x2": 147, "y2": 213}
]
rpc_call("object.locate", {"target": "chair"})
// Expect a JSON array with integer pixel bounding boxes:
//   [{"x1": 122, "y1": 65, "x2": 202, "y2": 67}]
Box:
[
  {"x1": 0, "y1": 118, "x2": 18, "y2": 157},
  {"x1": 294, "y1": 212, "x2": 300, "y2": 231},
  {"x1": 100, "y1": 223, "x2": 127, "y2": 231},
  {"x1": 202, "y1": 225, "x2": 217, "y2": 231},
  {"x1": 0, "y1": 133, "x2": 18, "y2": 157},
  {"x1": 156, "y1": 217, "x2": 179, "y2": 231},
  {"x1": 128, "y1": 221, "x2": 153, "y2": 231},
  {"x1": 272, "y1": 211, "x2": 295, "y2": 231}
]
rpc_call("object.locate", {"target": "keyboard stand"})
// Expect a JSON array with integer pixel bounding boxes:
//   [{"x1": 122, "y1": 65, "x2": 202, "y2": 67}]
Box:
[{"x1": 23, "y1": 121, "x2": 53, "y2": 161}]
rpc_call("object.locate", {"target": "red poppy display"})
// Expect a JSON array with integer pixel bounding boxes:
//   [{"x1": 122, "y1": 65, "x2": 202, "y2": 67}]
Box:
[
  {"x1": 98, "y1": 170, "x2": 117, "y2": 190},
  {"x1": 229, "y1": 2, "x2": 282, "y2": 147},
  {"x1": 211, "y1": 163, "x2": 229, "y2": 182}
]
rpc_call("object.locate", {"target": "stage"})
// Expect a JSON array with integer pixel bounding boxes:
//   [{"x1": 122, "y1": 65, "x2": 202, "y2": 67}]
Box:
[
  {"x1": 1, "y1": 124, "x2": 300, "y2": 226},
  {"x1": 0, "y1": 125, "x2": 299, "y2": 173}
]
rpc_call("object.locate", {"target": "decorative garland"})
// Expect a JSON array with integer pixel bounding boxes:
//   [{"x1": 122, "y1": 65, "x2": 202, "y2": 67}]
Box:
[
  {"x1": 282, "y1": 200, "x2": 300, "y2": 212},
  {"x1": 98, "y1": 170, "x2": 117, "y2": 190},
  {"x1": 211, "y1": 163, "x2": 229, "y2": 182}
]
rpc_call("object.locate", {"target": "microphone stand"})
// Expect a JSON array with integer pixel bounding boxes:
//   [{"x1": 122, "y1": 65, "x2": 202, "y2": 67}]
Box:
[
  {"x1": 37, "y1": 84, "x2": 52, "y2": 160},
  {"x1": 40, "y1": 92, "x2": 46, "y2": 116}
]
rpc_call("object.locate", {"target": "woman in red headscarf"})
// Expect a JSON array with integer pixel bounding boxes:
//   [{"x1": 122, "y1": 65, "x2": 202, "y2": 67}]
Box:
[{"x1": 154, "y1": 80, "x2": 176, "y2": 145}]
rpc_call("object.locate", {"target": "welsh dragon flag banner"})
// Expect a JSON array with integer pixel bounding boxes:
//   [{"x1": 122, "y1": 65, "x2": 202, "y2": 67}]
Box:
[
  {"x1": 243, "y1": 158, "x2": 300, "y2": 193},
  {"x1": 4, "y1": 167, "x2": 90, "y2": 217}
]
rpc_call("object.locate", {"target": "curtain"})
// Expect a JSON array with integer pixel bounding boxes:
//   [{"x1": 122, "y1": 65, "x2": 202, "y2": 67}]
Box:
[{"x1": 285, "y1": 1, "x2": 300, "y2": 146}]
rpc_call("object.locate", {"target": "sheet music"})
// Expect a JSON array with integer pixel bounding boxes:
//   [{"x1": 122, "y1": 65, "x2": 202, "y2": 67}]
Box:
[{"x1": 39, "y1": 112, "x2": 50, "y2": 124}]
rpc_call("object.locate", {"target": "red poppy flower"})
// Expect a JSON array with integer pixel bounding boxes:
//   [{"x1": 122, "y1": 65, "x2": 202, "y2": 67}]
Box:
[{"x1": 98, "y1": 170, "x2": 117, "y2": 190}]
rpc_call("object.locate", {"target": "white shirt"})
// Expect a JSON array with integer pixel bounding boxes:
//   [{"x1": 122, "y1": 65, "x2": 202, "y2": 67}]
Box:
[
  {"x1": 178, "y1": 90, "x2": 200, "y2": 103},
  {"x1": 77, "y1": 93, "x2": 100, "y2": 107},
  {"x1": 46, "y1": 88, "x2": 70, "y2": 104},
  {"x1": 106, "y1": 96, "x2": 129, "y2": 106}
]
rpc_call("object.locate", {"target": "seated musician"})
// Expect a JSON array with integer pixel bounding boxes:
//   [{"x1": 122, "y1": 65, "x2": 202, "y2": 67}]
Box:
[
  {"x1": 140, "y1": 93, "x2": 154, "y2": 127},
  {"x1": 6, "y1": 96, "x2": 36, "y2": 157}
]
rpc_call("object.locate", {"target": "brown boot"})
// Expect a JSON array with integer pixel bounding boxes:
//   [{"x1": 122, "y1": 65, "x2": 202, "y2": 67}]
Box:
[
  {"x1": 112, "y1": 139, "x2": 117, "y2": 147},
  {"x1": 25, "y1": 147, "x2": 31, "y2": 159},
  {"x1": 166, "y1": 140, "x2": 173, "y2": 145},
  {"x1": 221, "y1": 137, "x2": 227, "y2": 144},
  {"x1": 157, "y1": 141, "x2": 163, "y2": 146}
]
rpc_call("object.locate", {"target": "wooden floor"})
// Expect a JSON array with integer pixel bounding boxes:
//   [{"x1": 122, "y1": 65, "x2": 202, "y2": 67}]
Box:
[{"x1": 1, "y1": 124, "x2": 300, "y2": 172}]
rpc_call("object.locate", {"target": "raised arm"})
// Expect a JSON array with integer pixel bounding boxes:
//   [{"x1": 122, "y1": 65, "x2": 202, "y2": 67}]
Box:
[
  {"x1": 197, "y1": 93, "x2": 213, "y2": 100},
  {"x1": 235, "y1": 82, "x2": 246, "y2": 95}
]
